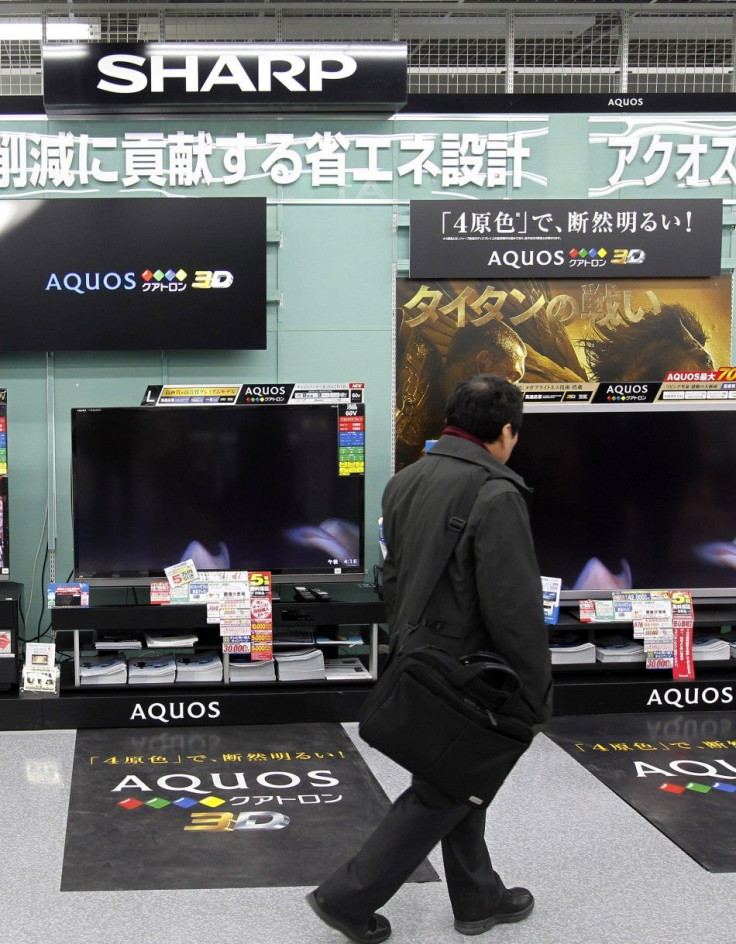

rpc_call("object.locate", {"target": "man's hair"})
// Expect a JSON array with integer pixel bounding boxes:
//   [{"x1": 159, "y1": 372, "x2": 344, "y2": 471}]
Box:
[{"x1": 445, "y1": 374, "x2": 524, "y2": 443}]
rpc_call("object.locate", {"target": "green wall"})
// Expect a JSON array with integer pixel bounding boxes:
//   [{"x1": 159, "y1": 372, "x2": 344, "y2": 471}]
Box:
[{"x1": 1, "y1": 111, "x2": 734, "y2": 634}]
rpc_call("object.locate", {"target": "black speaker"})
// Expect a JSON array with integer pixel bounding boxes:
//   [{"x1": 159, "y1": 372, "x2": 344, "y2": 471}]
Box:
[{"x1": 0, "y1": 582, "x2": 22, "y2": 690}]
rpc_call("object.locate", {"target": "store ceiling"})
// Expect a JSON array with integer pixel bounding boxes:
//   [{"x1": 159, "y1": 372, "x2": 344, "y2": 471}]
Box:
[{"x1": 0, "y1": 1, "x2": 734, "y2": 96}]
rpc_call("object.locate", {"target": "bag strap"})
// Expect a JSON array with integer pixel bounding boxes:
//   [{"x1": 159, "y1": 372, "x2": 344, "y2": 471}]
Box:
[{"x1": 407, "y1": 467, "x2": 490, "y2": 626}]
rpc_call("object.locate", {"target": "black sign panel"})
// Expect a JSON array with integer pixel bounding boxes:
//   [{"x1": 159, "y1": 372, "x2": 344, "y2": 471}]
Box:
[
  {"x1": 410, "y1": 199, "x2": 723, "y2": 279},
  {"x1": 43, "y1": 42, "x2": 407, "y2": 115},
  {"x1": 0, "y1": 198, "x2": 266, "y2": 351}
]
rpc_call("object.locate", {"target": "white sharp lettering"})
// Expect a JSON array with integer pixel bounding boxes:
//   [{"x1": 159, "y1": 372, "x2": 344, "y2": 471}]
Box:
[
  {"x1": 308, "y1": 54, "x2": 357, "y2": 91},
  {"x1": 200, "y1": 54, "x2": 257, "y2": 93},
  {"x1": 260, "y1": 54, "x2": 307, "y2": 92},
  {"x1": 97, "y1": 54, "x2": 148, "y2": 94},
  {"x1": 149, "y1": 54, "x2": 200, "y2": 93}
]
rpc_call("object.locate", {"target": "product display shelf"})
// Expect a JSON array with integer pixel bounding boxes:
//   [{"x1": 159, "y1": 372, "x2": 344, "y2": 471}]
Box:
[
  {"x1": 552, "y1": 603, "x2": 736, "y2": 670},
  {"x1": 51, "y1": 583, "x2": 387, "y2": 690},
  {"x1": 21, "y1": 591, "x2": 736, "y2": 727}
]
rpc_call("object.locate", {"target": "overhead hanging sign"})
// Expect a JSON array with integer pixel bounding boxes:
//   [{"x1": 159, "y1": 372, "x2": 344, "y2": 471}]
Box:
[
  {"x1": 410, "y1": 199, "x2": 723, "y2": 279},
  {"x1": 42, "y1": 42, "x2": 408, "y2": 116}
]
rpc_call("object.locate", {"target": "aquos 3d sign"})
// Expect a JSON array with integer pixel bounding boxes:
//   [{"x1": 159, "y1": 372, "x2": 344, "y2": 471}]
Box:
[{"x1": 42, "y1": 42, "x2": 408, "y2": 115}]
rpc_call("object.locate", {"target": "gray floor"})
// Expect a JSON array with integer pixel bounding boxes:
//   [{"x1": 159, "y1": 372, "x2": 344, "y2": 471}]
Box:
[{"x1": 1, "y1": 722, "x2": 734, "y2": 944}]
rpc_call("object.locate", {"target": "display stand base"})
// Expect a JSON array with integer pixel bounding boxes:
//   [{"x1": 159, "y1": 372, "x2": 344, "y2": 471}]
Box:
[{"x1": 0, "y1": 682, "x2": 374, "y2": 731}]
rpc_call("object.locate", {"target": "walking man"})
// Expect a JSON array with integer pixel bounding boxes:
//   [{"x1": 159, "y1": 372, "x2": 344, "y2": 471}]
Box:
[{"x1": 307, "y1": 374, "x2": 553, "y2": 943}]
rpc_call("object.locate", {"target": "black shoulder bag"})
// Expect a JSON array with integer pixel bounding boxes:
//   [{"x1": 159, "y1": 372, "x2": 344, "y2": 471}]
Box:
[{"x1": 359, "y1": 471, "x2": 535, "y2": 808}]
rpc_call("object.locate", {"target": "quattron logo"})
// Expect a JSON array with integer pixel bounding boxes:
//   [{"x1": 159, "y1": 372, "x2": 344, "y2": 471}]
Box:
[
  {"x1": 142, "y1": 268, "x2": 234, "y2": 289},
  {"x1": 568, "y1": 248, "x2": 646, "y2": 264}
]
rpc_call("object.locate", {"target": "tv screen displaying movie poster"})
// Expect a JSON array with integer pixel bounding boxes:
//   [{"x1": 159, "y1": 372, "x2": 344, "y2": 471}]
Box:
[
  {"x1": 0, "y1": 198, "x2": 266, "y2": 351},
  {"x1": 393, "y1": 275, "x2": 732, "y2": 470}
]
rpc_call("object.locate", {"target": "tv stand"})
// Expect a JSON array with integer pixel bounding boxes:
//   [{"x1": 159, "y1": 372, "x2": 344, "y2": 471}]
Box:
[
  {"x1": 48, "y1": 582, "x2": 387, "y2": 729},
  {"x1": 1, "y1": 589, "x2": 729, "y2": 731},
  {"x1": 550, "y1": 601, "x2": 736, "y2": 714}
]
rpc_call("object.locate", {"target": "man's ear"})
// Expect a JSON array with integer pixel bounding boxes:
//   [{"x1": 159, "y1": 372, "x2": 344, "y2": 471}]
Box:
[{"x1": 476, "y1": 349, "x2": 492, "y2": 373}]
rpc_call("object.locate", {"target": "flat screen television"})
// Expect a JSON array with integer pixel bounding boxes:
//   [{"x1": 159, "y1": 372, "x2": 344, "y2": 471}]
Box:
[
  {"x1": 71, "y1": 404, "x2": 365, "y2": 585},
  {"x1": 508, "y1": 402, "x2": 736, "y2": 603}
]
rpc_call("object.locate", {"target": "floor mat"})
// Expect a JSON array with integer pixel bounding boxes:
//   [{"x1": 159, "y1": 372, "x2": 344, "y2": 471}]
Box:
[
  {"x1": 61, "y1": 722, "x2": 439, "y2": 891},
  {"x1": 546, "y1": 711, "x2": 736, "y2": 873}
]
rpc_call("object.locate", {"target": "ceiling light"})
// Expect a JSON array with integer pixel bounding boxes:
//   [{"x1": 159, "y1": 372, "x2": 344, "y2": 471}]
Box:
[{"x1": 0, "y1": 20, "x2": 91, "y2": 41}]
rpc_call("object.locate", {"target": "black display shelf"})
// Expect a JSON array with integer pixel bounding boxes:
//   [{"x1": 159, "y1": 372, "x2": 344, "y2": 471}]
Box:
[{"x1": 0, "y1": 588, "x2": 734, "y2": 729}]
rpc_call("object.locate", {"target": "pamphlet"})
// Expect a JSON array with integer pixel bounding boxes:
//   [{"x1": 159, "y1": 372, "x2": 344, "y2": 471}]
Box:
[
  {"x1": 541, "y1": 576, "x2": 561, "y2": 625},
  {"x1": 378, "y1": 516, "x2": 388, "y2": 561},
  {"x1": 222, "y1": 634, "x2": 252, "y2": 655},
  {"x1": 21, "y1": 641, "x2": 59, "y2": 695},
  {"x1": 21, "y1": 665, "x2": 60, "y2": 695},
  {"x1": 248, "y1": 572, "x2": 273, "y2": 662},
  {"x1": 150, "y1": 567, "x2": 274, "y2": 660},
  {"x1": 46, "y1": 582, "x2": 89, "y2": 609},
  {"x1": 579, "y1": 599, "x2": 615, "y2": 622},
  {"x1": 164, "y1": 558, "x2": 198, "y2": 588},
  {"x1": 671, "y1": 590, "x2": 695, "y2": 679},
  {"x1": 597, "y1": 589, "x2": 694, "y2": 675},
  {"x1": 210, "y1": 571, "x2": 274, "y2": 660},
  {"x1": 611, "y1": 589, "x2": 672, "y2": 632},
  {"x1": 150, "y1": 581, "x2": 172, "y2": 604},
  {"x1": 25, "y1": 641, "x2": 55, "y2": 669}
]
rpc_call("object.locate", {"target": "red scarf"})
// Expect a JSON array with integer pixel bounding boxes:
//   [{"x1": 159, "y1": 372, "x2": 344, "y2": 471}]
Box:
[{"x1": 441, "y1": 426, "x2": 487, "y2": 451}]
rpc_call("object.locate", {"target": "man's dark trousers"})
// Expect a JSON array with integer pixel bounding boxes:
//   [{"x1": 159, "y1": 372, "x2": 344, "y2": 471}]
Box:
[{"x1": 316, "y1": 777, "x2": 507, "y2": 922}]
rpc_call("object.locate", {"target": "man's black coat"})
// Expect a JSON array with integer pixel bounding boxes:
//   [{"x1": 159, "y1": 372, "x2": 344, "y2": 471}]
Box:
[{"x1": 381, "y1": 433, "x2": 553, "y2": 725}]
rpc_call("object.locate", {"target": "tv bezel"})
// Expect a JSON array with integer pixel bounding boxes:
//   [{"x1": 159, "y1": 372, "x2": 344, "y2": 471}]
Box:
[
  {"x1": 0, "y1": 391, "x2": 8, "y2": 582},
  {"x1": 70, "y1": 403, "x2": 367, "y2": 588},
  {"x1": 515, "y1": 398, "x2": 736, "y2": 606}
]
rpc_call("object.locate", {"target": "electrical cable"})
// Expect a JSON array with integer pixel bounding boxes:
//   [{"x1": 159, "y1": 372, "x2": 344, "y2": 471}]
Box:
[{"x1": 23, "y1": 504, "x2": 49, "y2": 645}]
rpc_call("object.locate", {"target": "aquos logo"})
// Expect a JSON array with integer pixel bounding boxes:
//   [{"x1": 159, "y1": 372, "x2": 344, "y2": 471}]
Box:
[
  {"x1": 130, "y1": 699, "x2": 221, "y2": 724},
  {"x1": 45, "y1": 268, "x2": 234, "y2": 295},
  {"x1": 113, "y1": 768, "x2": 342, "y2": 832},
  {"x1": 605, "y1": 383, "x2": 650, "y2": 403},
  {"x1": 608, "y1": 97, "x2": 644, "y2": 108},
  {"x1": 243, "y1": 385, "x2": 287, "y2": 397}
]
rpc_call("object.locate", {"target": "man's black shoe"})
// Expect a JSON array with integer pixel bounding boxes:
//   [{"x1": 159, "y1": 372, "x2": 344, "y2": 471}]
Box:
[
  {"x1": 306, "y1": 890, "x2": 392, "y2": 943},
  {"x1": 453, "y1": 887, "x2": 534, "y2": 936}
]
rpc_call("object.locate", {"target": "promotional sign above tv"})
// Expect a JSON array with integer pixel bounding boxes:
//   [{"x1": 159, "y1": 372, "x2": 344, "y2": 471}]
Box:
[
  {"x1": 410, "y1": 199, "x2": 723, "y2": 279},
  {"x1": 0, "y1": 197, "x2": 266, "y2": 351},
  {"x1": 43, "y1": 42, "x2": 408, "y2": 116}
]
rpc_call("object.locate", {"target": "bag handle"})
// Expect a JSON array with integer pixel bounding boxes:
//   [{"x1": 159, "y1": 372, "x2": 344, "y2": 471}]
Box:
[
  {"x1": 454, "y1": 651, "x2": 520, "y2": 687},
  {"x1": 450, "y1": 662, "x2": 522, "y2": 705},
  {"x1": 451, "y1": 651, "x2": 523, "y2": 708},
  {"x1": 451, "y1": 660, "x2": 519, "y2": 688}
]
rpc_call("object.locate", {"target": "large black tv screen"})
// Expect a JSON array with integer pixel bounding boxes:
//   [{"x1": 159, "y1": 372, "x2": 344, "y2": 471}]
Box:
[
  {"x1": 0, "y1": 198, "x2": 266, "y2": 351},
  {"x1": 71, "y1": 405, "x2": 365, "y2": 584},
  {"x1": 509, "y1": 404, "x2": 736, "y2": 602}
]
